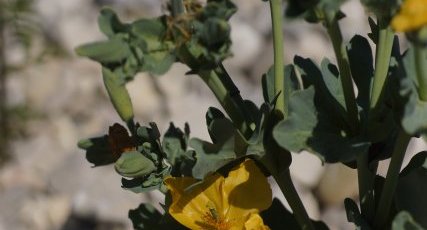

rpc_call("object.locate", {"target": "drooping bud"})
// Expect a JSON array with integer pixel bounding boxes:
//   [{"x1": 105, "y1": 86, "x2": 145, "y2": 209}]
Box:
[{"x1": 115, "y1": 151, "x2": 156, "y2": 178}]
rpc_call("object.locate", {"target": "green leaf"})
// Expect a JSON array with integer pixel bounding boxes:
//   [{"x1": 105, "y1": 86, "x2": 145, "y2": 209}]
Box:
[
  {"x1": 162, "y1": 123, "x2": 195, "y2": 176},
  {"x1": 399, "y1": 48, "x2": 427, "y2": 140},
  {"x1": 128, "y1": 203, "x2": 162, "y2": 230},
  {"x1": 121, "y1": 164, "x2": 170, "y2": 193},
  {"x1": 78, "y1": 136, "x2": 116, "y2": 167},
  {"x1": 344, "y1": 198, "x2": 371, "y2": 229},
  {"x1": 131, "y1": 18, "x2": 167, "y2": 51},
  {"x1": 261, "y1": 198, "x2": 329, "y2": 230},
  {"x1": 273, "y1": 87, "x2": 369, "y2": 163},
  {"x1": 347, "y1": 35, "x2": 374, "y2": 112},
  {"x1": 140, "y1": 50, "x2": 176, "y2": 76},
  {"x1": 395, "y1": 151, "x2": 427, "y2": 228},
  {"x1": 98, "y1": 8, "x2": 128, "y2": 38},
  {"x1": 392, "y1": 211, "x2": 425, "y2": 230},
  {"x1": 75, "y1": 38, "x2": 131, "y2": 64},
  {"x1": 262, "y1": 65, "x2": 300, "y2": 106},
  {"x1": 190, "y1": 135, "x2": 238, "y2": 179}
]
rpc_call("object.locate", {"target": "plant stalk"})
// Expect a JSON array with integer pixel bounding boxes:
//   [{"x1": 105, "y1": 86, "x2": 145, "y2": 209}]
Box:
[
  {"x1": 198, "y1": 68, "x2": 252, "y2": 137},
  {"x1": 373, "y1": 130, "x2": 411, "y2": 229},
  {"x1": 324, "y1": 11, "x2": 359, "y2": 133},
  {"x1": 273, "y1": 170, "x2": 315, "y2": 230},
  {"x1": 370, "y1": 20, "x2": 394, "y2": 108},
  {"x1": 269, "y1": 0, "x2": 286, "y2": 115},
  {"x1": 414, "y1": 44, "x2": 427, "y2": 101}
]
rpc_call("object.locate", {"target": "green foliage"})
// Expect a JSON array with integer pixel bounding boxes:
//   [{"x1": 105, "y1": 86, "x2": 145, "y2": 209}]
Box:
[
  {"x1": 395, "y1": 152, "x2": 427, "y2": 228},
  {"x1": 392, "y1": 211, "x2": 425, "y2": 230},
  {"x1": 261, "y1": 198, "x2": 329, "y2": 230},
  {"x1": 77, "y1": 0, "x2": 427, "y2": 229},
  {"x1": 398, "y1": 48, "x2": 427, "y2": 141}
]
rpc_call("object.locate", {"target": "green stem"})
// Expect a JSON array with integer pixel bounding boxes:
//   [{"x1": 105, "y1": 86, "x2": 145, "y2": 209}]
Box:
[
  {"x1": 324, "y1": 12, "x2": 359, "y2": 133},
  {"x1": 170, "y1": 0, "x2": 185, "y2": 17},
  {"x1": 415, "y1": 44, "x2": 427, "y2": 101},
  {"x1": 269, "y1": 0, "x2": 286, "y2": 115},
  {"x1": 370, "y1": 20, "x2": 394, "y2": 108},
  {"x1": 198, "y1": 68, "x2": 252, "y2": 137},
  {"x1": 273, "y1": 170, "x2": 315, "y2": 230},
  {"x1": 373, "y1": 130, "x2": 411, "y2": 229}
]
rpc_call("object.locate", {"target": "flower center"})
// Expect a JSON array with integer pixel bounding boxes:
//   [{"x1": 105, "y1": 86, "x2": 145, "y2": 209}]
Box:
[{"x1": 200, "y1": 207, "x2": 231, "y2": 230}]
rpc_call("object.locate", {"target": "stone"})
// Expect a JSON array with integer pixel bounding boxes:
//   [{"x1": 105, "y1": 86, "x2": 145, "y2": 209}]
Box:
[
  {"x1": 227, "y1": 19, "x2": 263, "y2": 69},
  {"x1": 290, "y1": 152, "x2": 325, "y2": 188},
  {"x1": 21, "y1": 195, "x2": 72, "y2": 230},
  {"x1": 321, "y1": 205, "x2": 354, "y2": 230},
  {"x1": 316, "y1": 164, "x2": 359, "y2": 206}
]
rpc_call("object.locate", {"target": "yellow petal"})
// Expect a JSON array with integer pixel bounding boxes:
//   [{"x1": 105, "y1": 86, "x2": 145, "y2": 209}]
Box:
[
  {"x1": 165, "y1": 174, "x2": 229, "y2": 229},
  {"x1": 244, "y1": 213, "x2": 270, "y2": 230},
  {"x1": 224, "y1": 159, "x2": 272, "y2": 221},
  {"x1": 392, "y1": 0, "x2": 427, "y2": 32}
]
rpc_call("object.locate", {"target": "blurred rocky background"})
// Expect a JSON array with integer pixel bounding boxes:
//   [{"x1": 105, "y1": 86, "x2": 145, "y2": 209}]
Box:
[{"x1": 1, "y1": 0, "x2": 426, "y2": 230}]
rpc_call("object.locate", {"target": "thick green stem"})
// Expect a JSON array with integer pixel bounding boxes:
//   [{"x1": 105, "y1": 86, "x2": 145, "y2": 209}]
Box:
[
  {"x1": 415, "y1": 45, "x2": 427, "y2": 101},
  {"x1": 198, "y1": 68, "x2": 251, "y2": 137},
  {"x1": 374, "y1": 130, "x2": 411, "y2": 229},
  {"x1": 170, "y1": 0, "x2": 185, "y2": 17},
  {"x1": 269, "y1": 0, "x2": 286, "y2": 115},
  {"x1": 370, "y1": 20, "x2": 394, "y2": 108},
  {"x1": 324, "y1": 12, "x2": 359, "y2": 133},
  {"x1": 273, "y1": 170, "x2": 315, "y2": 230}
]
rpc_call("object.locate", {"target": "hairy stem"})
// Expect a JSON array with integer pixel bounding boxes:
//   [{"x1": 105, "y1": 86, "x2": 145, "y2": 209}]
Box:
[
  {"x1": 324, "y1": 11, "x2": 359, "y2": 133},
  {"x1": 374, "y1": 130, "x2": 411, "y2": 229},
  {"x1": 273, "y1": 170, "x2": 315, "y2": 230},
  {"x1": 269, "y1": 0, "x2": 286, "y2": 115},
  {"x1": 370, "y1": 20, "x2": 394, "y2": 108}
]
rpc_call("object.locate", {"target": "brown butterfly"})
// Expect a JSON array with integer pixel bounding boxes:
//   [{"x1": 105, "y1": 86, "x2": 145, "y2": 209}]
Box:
[{"x1": 108, "y1": 123, "x2": 136, "y2": 159}]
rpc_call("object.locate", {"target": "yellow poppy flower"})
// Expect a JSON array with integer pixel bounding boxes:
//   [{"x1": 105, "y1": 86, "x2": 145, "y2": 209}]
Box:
[
  {"x1": 164, "y1": 159, "x2": 272, "y2": 230},
  {"x1": 392, "y1": 0, "x2": 427, "y2": 32}
]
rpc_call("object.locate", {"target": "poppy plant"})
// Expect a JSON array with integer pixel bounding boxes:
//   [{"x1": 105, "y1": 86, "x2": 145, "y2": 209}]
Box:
[{"x1": 164, "y1": 159, "x2": 272, "y2": 230}]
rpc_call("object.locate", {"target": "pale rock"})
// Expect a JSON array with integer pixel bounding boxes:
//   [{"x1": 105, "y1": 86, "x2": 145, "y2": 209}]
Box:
[
  {"x1": 340, "y1": 0, "x2": 370, "y2": 41},
  {"x1": 290, "y1": 152, "x2": 325, "y2": 188},
  {"x1": 0, "y1": 164, "x2": 46, "y2": 191},
  {"x1": 5, "y1": 73, "x2": 26, "y2": 106},
  {"x1": 21, "y1": 195, "x2": 71, "y2": 230},
  {"x1": 126, "y1": 73, "x2": 162, "y2": 120},
  {"x1": 227, "y1": 19, "x2": 263, "y2": 69},
  {"x1": 317, "y1": 164, "x2": 359, "y2": 206},
  {"x1": 321, "y1": 205, "x2": 354, "y2": 230},
  {"x1": 51, "y1": 115, "x2": 79, "y2": 151}
]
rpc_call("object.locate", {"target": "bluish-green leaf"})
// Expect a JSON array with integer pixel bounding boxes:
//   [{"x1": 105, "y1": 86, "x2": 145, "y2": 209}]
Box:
[
  {"x1": 392, "y1": 211, "x2": 425, "y2": 230},
  {"x1": 273, "y1": 87, "x2": 369, "y2": 163},
  {"x1": 75, "y1": 38, "x2": 131, "y2": 64},
  {"x1": 78, "y1": 136, "x2": 116, "y2": 167},
  {"x1": 396, "y1": 151, "x2": 427, "y2": 228}
]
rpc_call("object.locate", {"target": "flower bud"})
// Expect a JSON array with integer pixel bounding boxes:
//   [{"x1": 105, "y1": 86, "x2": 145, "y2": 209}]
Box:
[{"x1": 115, "y1": 151, "x2": 156, "y2": 178}]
